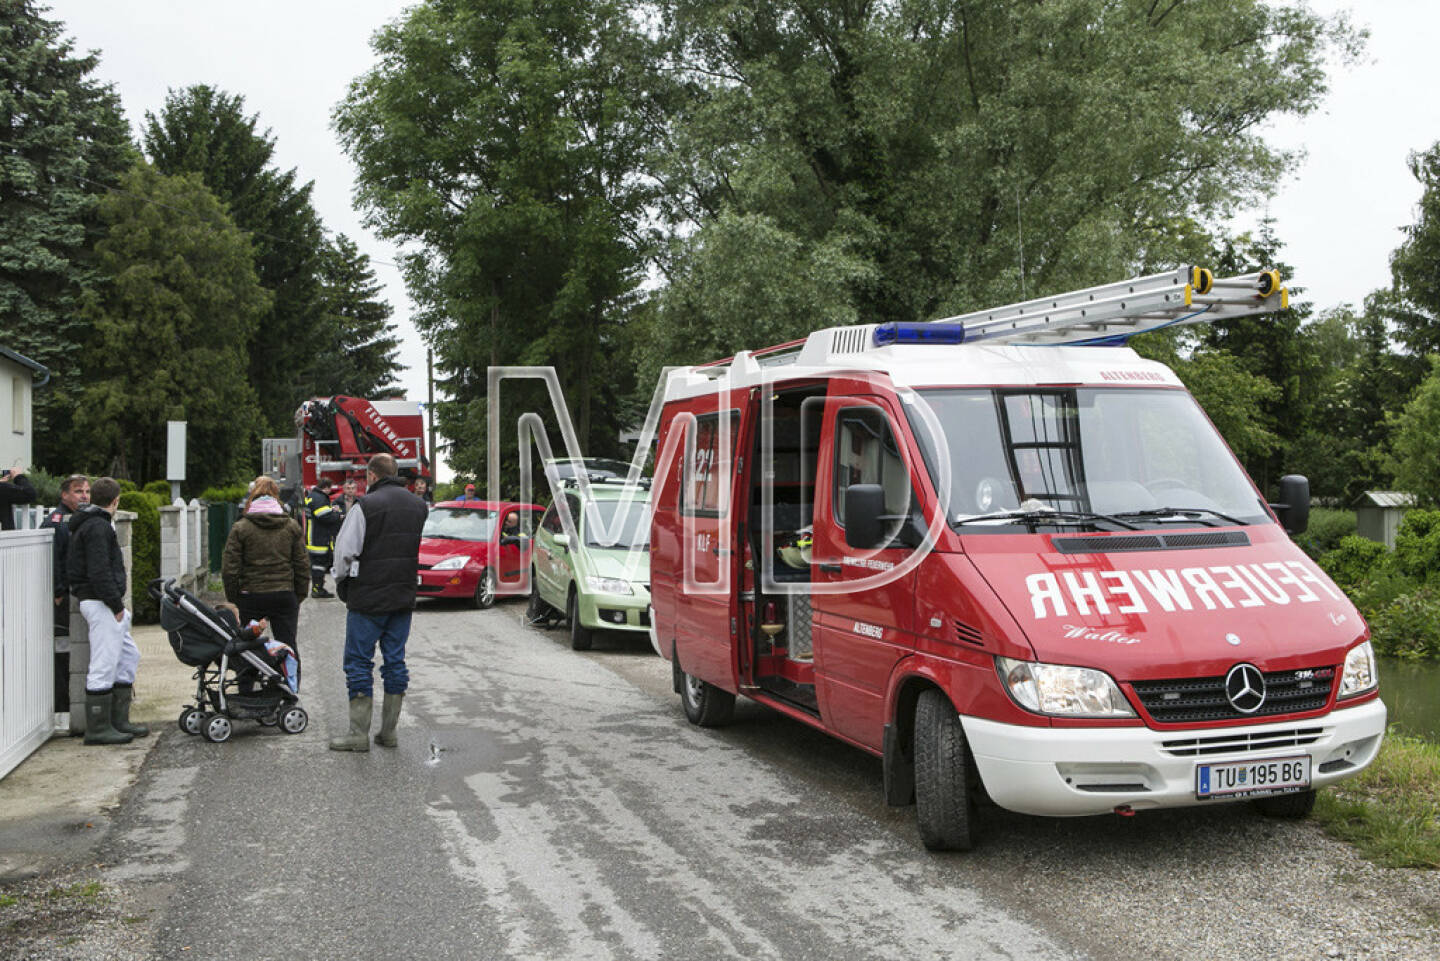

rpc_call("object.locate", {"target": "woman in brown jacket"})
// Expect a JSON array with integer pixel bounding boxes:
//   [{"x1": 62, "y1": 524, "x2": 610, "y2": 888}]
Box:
[{"x1": 222, "y1": 476, "x2": 310, "y2": 653}]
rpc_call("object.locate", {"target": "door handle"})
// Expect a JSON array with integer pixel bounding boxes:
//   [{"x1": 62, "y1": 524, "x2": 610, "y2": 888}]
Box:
[
  {"x1": 712, "y1": 547, "x2": 730, "y2": 556},
  {"x1": 819, "y1": 563, "x2": 842, "y2": 573}
]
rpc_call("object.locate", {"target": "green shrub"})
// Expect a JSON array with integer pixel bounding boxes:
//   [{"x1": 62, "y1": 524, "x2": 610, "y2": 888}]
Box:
[
  {"x1": 117, "y1": 478, "x2": 137, "y2": 493},
  {"x1": 118, "y1": 491, "x2": 163, "y2": 623},
  {"x1": 199, "y1": 483, "x2": 248, "y2": 504},
  {"x1": 1295, "y1": 508, "x2": 1357, "y2": 560},
  {"x1": 1350, "y1": 568, "x2": 1423, "y2": 622},
  {"x1": 1319, "y1": 535, "x2": 1391, "y2": 593},
  {"x1": 21, "y1": 467, "x2": 62, "y2": 506},
  {"x1": 434, "y1": 482, "x2": 466, "y2": 502},
  {"x1": 1392, "y1": 509, "x2": 1440, "y2": 582},
  {"x1": 141, "y1": 479, "x2": 173, "y2": 498},
  {"x1": 1369, "y1": 588, "x2": 1440, "y2": 660}
]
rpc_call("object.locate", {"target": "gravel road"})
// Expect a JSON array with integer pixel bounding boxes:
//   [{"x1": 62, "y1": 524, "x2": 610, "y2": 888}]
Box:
[{"x1": 2, "y1": 598, "x2": 1437, "y2": 961}]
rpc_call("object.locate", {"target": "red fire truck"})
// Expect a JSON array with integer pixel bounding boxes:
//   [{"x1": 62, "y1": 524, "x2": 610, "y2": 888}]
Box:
[
  {"x1": 263, "y1": 395, "x2": 429, "y2": 499},
  {"x1": 648, "y1": 267, "x2": 1386, "y2": 851}
]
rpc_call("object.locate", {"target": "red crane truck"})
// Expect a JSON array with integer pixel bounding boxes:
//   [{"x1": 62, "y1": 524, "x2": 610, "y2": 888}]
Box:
[{"x1": 263, "y1": 395, "x2": 429, "y2": 500}]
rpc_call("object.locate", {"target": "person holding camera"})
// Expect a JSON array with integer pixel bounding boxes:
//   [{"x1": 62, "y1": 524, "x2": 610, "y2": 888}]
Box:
[{"x1": 0, "y1": 461, "x2": 38, "y2": 531}]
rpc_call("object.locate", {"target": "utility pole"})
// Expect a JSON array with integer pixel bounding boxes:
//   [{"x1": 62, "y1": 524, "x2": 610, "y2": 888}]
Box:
[{"x1": 427, "y1": 348, "x2": 436, "y2": 478}]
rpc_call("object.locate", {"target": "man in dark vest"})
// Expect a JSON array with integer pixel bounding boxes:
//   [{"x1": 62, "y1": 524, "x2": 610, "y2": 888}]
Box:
[{"x1": 327, "y1": 453, "x2": 428, "y2": 752}]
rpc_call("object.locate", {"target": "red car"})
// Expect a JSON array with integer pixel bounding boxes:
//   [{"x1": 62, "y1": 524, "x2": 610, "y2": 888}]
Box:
[{"x1": 417, "y1": 500, "x2": 546, "y2": 608}]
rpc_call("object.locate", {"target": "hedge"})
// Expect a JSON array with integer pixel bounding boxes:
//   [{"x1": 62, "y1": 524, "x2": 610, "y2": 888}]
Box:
[{"x1": 119, "y1": 491, "x2": 163, "y2": 623}]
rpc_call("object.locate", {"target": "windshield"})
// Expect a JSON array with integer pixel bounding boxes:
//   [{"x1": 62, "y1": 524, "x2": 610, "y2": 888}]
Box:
[
  {"x1": 422, "y1": 508, "x2": 496, "y2": 541},
  {"x1": 908, "y1": 388, "x2": 1270, "y2": 531},
  {"x1": 584, "y1": 498, "x2": 651, "y2": 549}
]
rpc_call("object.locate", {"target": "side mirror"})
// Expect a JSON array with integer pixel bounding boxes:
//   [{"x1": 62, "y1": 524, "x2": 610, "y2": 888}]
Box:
[
  {"x1": 844, "y1": 484, "x2": 885, "y2": 549},
  {"x1": 1270, "y1": 474, "x2": 1310, "y2": 535},
  {"x1": 553, "y1": 533, "x2": 570, "y2": 549}
]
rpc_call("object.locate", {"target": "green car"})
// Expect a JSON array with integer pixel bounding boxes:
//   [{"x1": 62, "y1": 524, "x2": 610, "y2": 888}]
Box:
[{"x1": 530, "y1": 482, "x2": 651, "y2": 650}]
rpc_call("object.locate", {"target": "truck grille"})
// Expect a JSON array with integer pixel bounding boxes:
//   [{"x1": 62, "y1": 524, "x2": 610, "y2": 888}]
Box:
[
  {"x1": 1161, "y1": 726, "x2": 1325, "y2": 757},
  {"x1": 1131, "y1": 668, "x2": 1334, "y2": 724}
]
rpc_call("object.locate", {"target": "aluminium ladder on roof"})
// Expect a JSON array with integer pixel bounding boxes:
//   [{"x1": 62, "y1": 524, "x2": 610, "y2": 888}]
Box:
[{"x1": 927, "y1": 266, "x2": 1288, "y2": 346}]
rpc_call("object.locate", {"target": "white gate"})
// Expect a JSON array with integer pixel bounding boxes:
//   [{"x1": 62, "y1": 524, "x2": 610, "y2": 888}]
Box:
[{"x1": 0, "y1": 529, "x2": 54, "y2": 779}]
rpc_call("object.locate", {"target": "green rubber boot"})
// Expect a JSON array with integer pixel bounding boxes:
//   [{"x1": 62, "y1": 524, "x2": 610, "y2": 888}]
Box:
[
  {"x1": 374, "y1": 693, "x2": 405, "y2": 747},
  {"x1": 328, "y1": 695, "x2": 373, "y2": 752},
  {"x1": 83, "y1": 691, "x2": 134, "y2": 745},
  {"x1": 111, "y1": 683, "x2": 150, "y2": 737}
]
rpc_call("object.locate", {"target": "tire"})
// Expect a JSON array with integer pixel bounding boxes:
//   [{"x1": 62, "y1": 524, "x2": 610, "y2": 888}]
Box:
[
  {"x1": 279, "y1": 707, "x2": 308, "y2": 735},
  {"x1": 474, "y1": 568, "x2": 497, "y2": 610},
  {"x1": 913, "y1": 689, "x2": 976, "y2": 851},
  {"x1": 202, "y1": 713, "x2": 233, "y2": 744},
  {"x1": 178, "y1": 706, "x2": 203, "y2": 736},
  {"x1": 526, "y1": 569, "x2": 550, "y2": 624},
  {"x1": 567, "y1": 590, "x2": 593, "y2": 651},
  {"x1": 678, "y1": 662, "x2": 736, "y2": 727},
  {"x1": 1254, "y1": 789, "x2": 1316, "y2": 819}
]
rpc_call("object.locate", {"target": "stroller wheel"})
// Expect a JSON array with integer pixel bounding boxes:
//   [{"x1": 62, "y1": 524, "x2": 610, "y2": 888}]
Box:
[
  {"x1": 258, "y1": 712, "x2": 279, "y2": 727},
  {"x1": 279, "y1": 707, "x2": 308, "y2": 735},
  {"x1": 178, "y1": 707, "x2": 204, "y2": 736},
  {"x1": 201, "y1": 713, "x2": 233, "y2": 743}
]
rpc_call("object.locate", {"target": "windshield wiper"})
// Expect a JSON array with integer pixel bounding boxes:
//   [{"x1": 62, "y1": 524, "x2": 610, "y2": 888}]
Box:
[
  {"x1": 1113, "y1": 507, "x2": 1246, "y2": 527},
  {"x1": 424, "y1": 533, "x2": 460, "y2": 539},
  {"x1": 952, "y1": 509, "x2": 1138, "y2": 531}
]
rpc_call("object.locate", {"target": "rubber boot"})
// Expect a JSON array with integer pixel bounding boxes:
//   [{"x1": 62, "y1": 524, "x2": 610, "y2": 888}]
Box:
[
  {"x1": 111, "y1": 683, "x2": 150, "y2": 737},
  {"x1": 83, "y1": 691, "x2": 134, "y2": 745},
  {"x1": 328, "y1": 695, "x2": 373, "y2": 752},
  {"x1": 374, "y1": 693, "x2": 405, "y2": 747}
]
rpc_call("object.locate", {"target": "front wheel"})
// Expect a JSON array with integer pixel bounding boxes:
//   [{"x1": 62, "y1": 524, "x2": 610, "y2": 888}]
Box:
[
  {"x1": 913, "y1": 689, "x2": 977, "y2": 851},
  {"x1": 178, "y1": 706, "x2": 203, "y2": 736},
  {"x1": 567, "y1": 590, "x2": 593, "y2": 651},
  {"x1": 679, "y1": 663, "x2": 735, "y2": 727},
  {"x1": 1254, "y1": 789, "x2": 1316, "y2": 819},
  {"x1": 201, "y1": 713, "x2": 233, "y2": 744},
  {"x1": 279, "y1": 707, "x2": 309, "y2": 735},
  {"x1": 474, "y1": 569, "x2": 497, "y2": 610}
]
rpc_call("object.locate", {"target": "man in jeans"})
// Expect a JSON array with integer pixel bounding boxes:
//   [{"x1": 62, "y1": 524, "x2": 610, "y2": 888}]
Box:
[
  {"x1": 328, "y1": 453, "x2": 427, "y2": 752},
  {"x1": 67, "y1": 477, "x2": 149, "y2": 745}
]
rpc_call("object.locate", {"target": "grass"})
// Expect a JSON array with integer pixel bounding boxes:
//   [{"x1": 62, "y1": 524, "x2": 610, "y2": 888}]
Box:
[{"x1": 1314, "y1": 728, "x2": 1440, "y2": 869}]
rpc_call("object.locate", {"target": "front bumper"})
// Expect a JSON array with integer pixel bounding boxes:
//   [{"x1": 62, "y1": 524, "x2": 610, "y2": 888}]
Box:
[
  {"x1": 962, "y1": 697, "x2": 1387, "y2": 817},
  {"x1": 576, "y1": 588, "x2": 652, "y2": 632},
  {"x1": 417, "y1": 566, "x2": 477, "y2": 598}
]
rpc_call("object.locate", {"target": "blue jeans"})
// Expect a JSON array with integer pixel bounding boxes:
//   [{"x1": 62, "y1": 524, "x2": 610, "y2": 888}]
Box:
[{"x1": 342, "y1": 610, "x2": 412, "y2": 699}]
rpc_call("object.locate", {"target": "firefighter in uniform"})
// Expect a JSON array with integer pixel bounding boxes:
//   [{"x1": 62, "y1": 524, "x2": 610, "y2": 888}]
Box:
[{"x1": 304, "y1": 477, "x2": 342, "y2": 597}]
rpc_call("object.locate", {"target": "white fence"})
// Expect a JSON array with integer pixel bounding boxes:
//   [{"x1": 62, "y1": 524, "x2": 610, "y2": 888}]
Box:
[
  {"x1": 160, "y1": 498, "x2": 209, "y2": 592},
  {"x1": 0, "y1": 529, "x2": 55, "y2": 780}
]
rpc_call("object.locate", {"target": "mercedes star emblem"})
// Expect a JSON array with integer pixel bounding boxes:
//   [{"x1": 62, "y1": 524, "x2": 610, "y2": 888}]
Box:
[{"x1": 1225, "y1": 663, "x2": 1266, "y2": 714}]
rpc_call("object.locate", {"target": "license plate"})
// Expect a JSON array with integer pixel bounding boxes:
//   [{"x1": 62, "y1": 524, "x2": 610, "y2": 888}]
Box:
[{"x1": 1196, "y1": 755, "x2": 1311, "y2": 800}]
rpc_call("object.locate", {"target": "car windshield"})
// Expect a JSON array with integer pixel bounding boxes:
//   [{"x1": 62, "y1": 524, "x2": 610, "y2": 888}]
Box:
[
  {"x1": 584, "y1": 498, "x2": 651, "y2": 549},
  {"x1": 906, "y1": 387, "x2": 1270, "y2": 532},
  {"x1": 422, "y1": 508, "x2": 496, "y2": 541}
]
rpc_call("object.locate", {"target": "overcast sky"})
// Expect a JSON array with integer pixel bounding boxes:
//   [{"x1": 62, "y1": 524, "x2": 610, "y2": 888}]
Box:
[{"x1": 44, "y1": 1, "x2": 1440, "y2": 475}]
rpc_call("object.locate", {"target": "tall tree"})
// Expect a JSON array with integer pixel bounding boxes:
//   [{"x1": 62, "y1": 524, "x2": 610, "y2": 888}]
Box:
[
  {"x1": 315, "y1": 233, "x2": 402, "y2": 398},
  {"x1": 335, "y1": 0, "x2": 655, "y2": 477},
  {"x1": 1385, "y1": 142, "x2": 1440, "y2": 395},
  {"x1": 74, "y1": 164, "x2": 268, "y2": 488},
  {"x1": 0, "y1": 0, "x2": 133, "y2": 467},
  {"x1": 645, "y1": 0, "x2": 1360, "y2": 371},
  {"x1": 141, "y1": 85, "x2": 330, "y2": 432}
]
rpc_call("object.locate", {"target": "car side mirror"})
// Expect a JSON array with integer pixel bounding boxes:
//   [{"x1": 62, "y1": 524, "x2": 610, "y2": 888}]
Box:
[
  {"x1": 844, "y1": 484, "x2": 885, "y2": 550},
  {"x1": 1270, "y1": 474, "x2": 1310, "y2": 535},
  {"x1": 553, "y1": 533, "x2": 570, "y2": 549}
]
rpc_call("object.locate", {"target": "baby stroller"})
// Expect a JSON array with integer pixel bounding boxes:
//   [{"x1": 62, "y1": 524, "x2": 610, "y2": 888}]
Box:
[{"x1": 151, "y1": 579, "x2": 309, "y2": 742}]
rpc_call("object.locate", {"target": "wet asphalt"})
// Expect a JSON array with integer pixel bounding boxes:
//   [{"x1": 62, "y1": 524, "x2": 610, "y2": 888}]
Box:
[{"x1": 95, "y1": 597, "x2": 1081, "y2": 961}]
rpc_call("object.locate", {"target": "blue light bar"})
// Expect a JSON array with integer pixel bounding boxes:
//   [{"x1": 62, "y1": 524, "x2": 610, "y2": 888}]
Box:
[{"x1": 873, "y1": 322, "x2": 967, "y2": 347}]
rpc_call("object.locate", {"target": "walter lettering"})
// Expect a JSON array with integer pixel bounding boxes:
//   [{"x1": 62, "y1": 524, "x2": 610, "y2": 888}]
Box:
[{"x1": 1026, "y1": 560, "x2": 1342, "y2": 619}]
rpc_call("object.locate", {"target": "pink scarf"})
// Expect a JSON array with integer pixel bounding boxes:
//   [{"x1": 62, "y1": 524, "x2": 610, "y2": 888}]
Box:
[{"x1": 247, "y1": 495, "x2": 284, "y2": 515}]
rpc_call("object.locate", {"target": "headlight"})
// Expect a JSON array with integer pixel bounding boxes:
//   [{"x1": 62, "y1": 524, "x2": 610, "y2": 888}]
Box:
[
  {"x1": 1338, "y1": 640, "x2": 1378, "y2": 699},
  {"x1": 995, "y1": 657, "x2": 1136, "y2": 718},
  {"x1": 586, "y1": 576, "x2": 632, "y2": 595},
  {"x1": 431, "y1": 556, "x2": 469, "y2": 571}
]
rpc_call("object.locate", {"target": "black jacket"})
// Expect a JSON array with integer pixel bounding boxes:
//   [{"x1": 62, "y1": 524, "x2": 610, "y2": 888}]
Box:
[
  {"x1": 341, "y1": 476, "x2": 427, "y2": 615},
  {"x1": 0, "y1": 472, "x2": 37, "y2": 531},
  {"x1": 67, "y1": 504, "x2": 127, "y2": 614},
  {"x1": 40, "y1": 503, "x2": 75, "y2": 597}
]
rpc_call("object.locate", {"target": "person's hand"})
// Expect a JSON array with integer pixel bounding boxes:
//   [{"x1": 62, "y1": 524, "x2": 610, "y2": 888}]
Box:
[
  {"x1": 114, "y1": 609, "x2": 124, "y2": 622},
  {"x1": 10, "y1": 460, "x2": 25, "y2": 477}
]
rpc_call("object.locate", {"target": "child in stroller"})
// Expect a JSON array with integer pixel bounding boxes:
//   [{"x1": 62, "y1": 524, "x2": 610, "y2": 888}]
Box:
[{"x1": 152, "y1": 579, "x2": 308, "y2": 742}]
